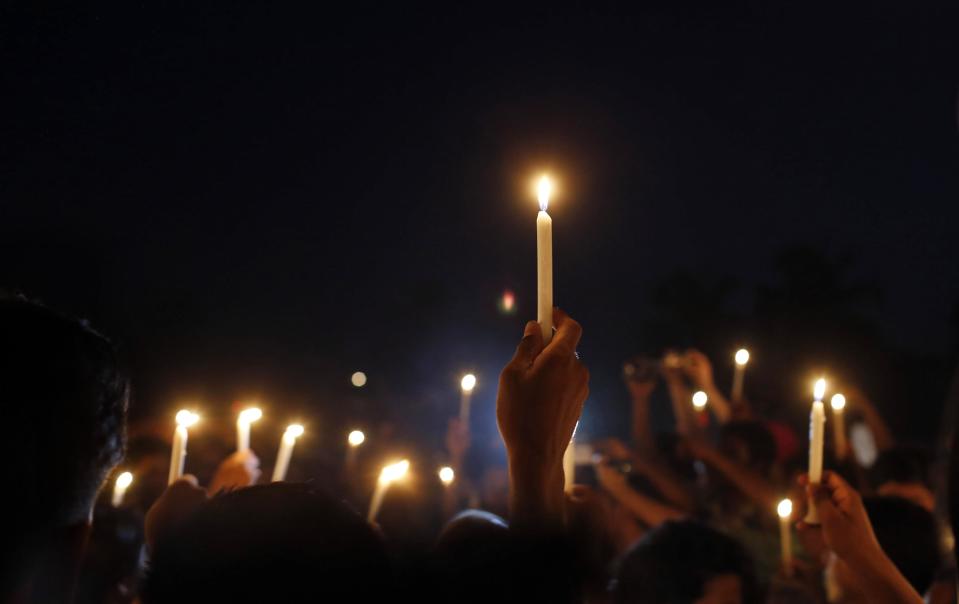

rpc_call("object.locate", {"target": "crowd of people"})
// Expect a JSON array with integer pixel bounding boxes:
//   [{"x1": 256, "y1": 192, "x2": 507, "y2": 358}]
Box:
[{"x1": 1, "y1": 294, "x2": 955, "y2": 603}]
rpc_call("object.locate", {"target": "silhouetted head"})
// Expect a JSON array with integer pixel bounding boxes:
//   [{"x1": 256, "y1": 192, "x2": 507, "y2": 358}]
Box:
[
  {"x1": 431, "y1": 509, "x2": 511, "y2": 599},
  {"x1": 869, "y1": 446, "x2": 934, "y2": 511},
  {"x1": 826, "y1": 496, "x2": 939, "y2": 601},
  {"x1": 612, "y1": 520, "x2": 759, "y2": 604},
  {"x1": 719, "y1": 421, "x2": 777, "y2": 476},
  {"x1": 142, "y1": 483, "x2": 391, "y2": 603},
  {"x1": 0, "y1": 297, "x2": 128, "y2": 597}
]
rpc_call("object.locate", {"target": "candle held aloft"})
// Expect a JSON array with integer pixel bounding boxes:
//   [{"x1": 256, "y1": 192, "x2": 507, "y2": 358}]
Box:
[
  {"x1": 112, "y1": 471, "x2": 133, "y2": 507},
  {"x1": 272, "y1": 424, "x2": 304, "y2": 482},
  {"x1": 732, "y1": 349, "x2": 749, "y2": 401},
  {"x1": 777, "y1": 498, "x2": 794, "y2": 576},
  {"x1": 168, "y1": 410, "x2": 199, "y2": 485},
  {"x1": 236, "y1": 407, "x2": 262, "y2": 452},
  {"x1": 536, "y1": 176, "x2": 553, "y2": 344},
  {"x1": 368, "y1": 459, "x2": 409, "y2": 523},
  {"x1": 830, "y1": 394, "x2": 848, "y2": 459},
  {"x1": 805, "y1": 379, "x2": 827, "y2": 524},
  {"x1": 459, "y1": 374, "x2": 476, "y2": 426}
]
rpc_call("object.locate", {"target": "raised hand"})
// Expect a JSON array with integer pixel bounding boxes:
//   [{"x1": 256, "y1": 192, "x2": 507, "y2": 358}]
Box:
[{"x1": 209, "y1": 449, "x2": 261, "y2": 494}]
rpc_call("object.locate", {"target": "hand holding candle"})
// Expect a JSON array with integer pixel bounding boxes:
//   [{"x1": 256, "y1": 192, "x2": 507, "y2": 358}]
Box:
[
  {"x1": 805, "y1": 378, "x2": 827, "y2": 524},
  {"x1": 168, "y1": 410, "x2": 199, "y2": 485},
  {"x1": 368, "y1": 459, "x2": 410, "y2": 523},
  {"x1": 271, "y1": 424, "x2": 304, "y2": 482},
  {"x1": 236, "y1": 407, "x2": 262, "y2": 452},
  {"x1": 536, "y1": 175, "x2": 553, "y2": 345}
]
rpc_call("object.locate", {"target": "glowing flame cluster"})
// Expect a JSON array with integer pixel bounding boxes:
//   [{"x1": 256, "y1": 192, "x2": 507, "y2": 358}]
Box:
[
  {"x1": 814, "y1": 378, "x2": 827, "y2": 402},
  {"x1": 239, "y1": 407, "x2": 262, "y2": 425},
  {"x1": 176, "y1": 409, "x2": 200, "y2": 427},
  {"x1": 777, "y1": 498, "x2": 793, "y2": 519},
  {"x1": 735, "y1": 349, "x2": 750, "y2": 366},
  {"x1": 348, "y1": 430, "x2": 366, "y2": 447},
  {"x1": 379, "y1": 459, "x2": 410, "y2": 485},
  {"x1": 537, "y1": 175, "x2": 552, "y2": 211},
  {"x1": 115, "y1": 471, "x2": 133, "y2": 490}
]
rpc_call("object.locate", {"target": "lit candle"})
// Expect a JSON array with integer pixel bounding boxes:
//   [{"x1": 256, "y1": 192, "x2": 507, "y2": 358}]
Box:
[
  {"x1": 236, "y1": 407, "x2": 262, "y2": 452},
  {"x1": 805, "y1": 378, "x2": 827, "y2": 523},
  {"x1": 536, "y1": 175, "x2": 553, "y2": 344},
  {"x1": 777, "y1": 498, "x2": 794, "y2": 576},
  {"x1": 271, "y1": 424, "x2": 304, "y2": 482},
  {"x1": 438, "y1": 466, "x2": 455, "y2": 486},
  {"x1": 346, "y1": 429, "x2": 365, "y2": 468},
  {"x1": 459, "y1": 374, "x2": 476, "y2": 426},
  {"x1": 168, "y1": 409, "x2": 199, "y2": 485},
  {"x1": 732, "y1": 349, "x2": 750, "y2": 401},
  {"x1": 112, "y1": 471, "x2": 133, "y2": 507},
  {"x1": 830, "y1": 394, "x2": 848, "y2": 459},
  {"x1": 692, "y1": 390, "x2": 709, "y2": 426},
  {"x1": 368, "y1": 459, "x2": 409, "y2": 523}
]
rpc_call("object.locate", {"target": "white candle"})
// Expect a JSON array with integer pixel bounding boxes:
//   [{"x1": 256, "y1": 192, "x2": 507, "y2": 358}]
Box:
[
  {"x1": 805, "y1": 379, "x2": 827, "y2": 523},
  {"x1": 368, "y1": 459, "x2": 409, "y2": 523},
  {"x1": 777, "y1": 498, "x2": 794, "y2": 576},
  {"x1": 830, "y1": 394, "x2": 848, "y2": 458},
  {"x1": 271, "y1": 424, "x2": 304, "y2": 482},
  {"x1": 459, "y1": 374, "x2": 476, "y2": 426},
  {"x1": 168, "y1": 410, "x2": 199, "y2": 485},
  {"x1": 112, "y1": 471, "x2": 133, "y2": 507},
  {"x1": 563, "y1": 421, "x2": 578, "y2": 492},
  {"x1": 536, "y1": 176, "x2": 553, "y2": 345},
  {"x1": 236, "y1": 407, "x2": 262, "y2": 452},
  {"x1": 732, "y1": 349, "x2": 749, "y2": 401}
]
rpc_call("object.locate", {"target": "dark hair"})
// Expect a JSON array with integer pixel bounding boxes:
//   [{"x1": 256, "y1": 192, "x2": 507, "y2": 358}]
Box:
[
  {"x1": 869, "y1": 446, "x2": 932, "y2": 489},
  {"x1": 720, "y1": 421, "x2": 778, "y2": 475},
  {"x1": 0, "y1": 298, "x2": 127, "y2": 571},
  {"x1": 142, "y1": 483, "x2": 392, "y2": 603},
  {"x1": 863, "y1": 496, "x2": 940, "y2": 595},
  {"x1": 612, "y1": 521, "x2": 759, "y2": 604}
]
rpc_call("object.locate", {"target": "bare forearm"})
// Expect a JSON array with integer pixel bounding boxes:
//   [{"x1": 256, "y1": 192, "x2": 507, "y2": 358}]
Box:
[
  {"x1": 633, "y1": 458, "x2": 695, "y2": 511},
  {"x1": 702, "y1": 383, "x2": 732, "y2": 424},
  {"x1": 698, "y1": 448, "x2": 778, "y2": 510},
  {"x1": 665, "y1": 380, "x2": 697, "y2": 436},
  {"x1": 509, "y1": 457, "x2": 566, "y2": 532},
  {"x1": 608, "y1": 483, "x2": 686, "y2": 527},
  {"x1": 849, "y1": 547, "x2": 924, "y2": 604},
  {"x1": 631, "y1": 396, "x2": 656, "y2": 456}
]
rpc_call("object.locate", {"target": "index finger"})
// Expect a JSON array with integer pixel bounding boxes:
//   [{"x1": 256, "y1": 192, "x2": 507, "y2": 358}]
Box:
[{"x1": 547, "y1": 308, "x2": 582, "y2": 358}]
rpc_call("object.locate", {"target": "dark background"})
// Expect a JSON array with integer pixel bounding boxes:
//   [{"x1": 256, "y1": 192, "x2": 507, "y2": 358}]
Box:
[{"x1": 3, "y1": 3, "x2": 958, "y2": 463}]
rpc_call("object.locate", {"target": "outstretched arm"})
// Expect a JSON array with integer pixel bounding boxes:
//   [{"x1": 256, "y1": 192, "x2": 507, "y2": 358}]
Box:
[
  {"x1": 595, "y1": 461, "x2": 686, "y2": 527},
  {"x1": 689, "y1": 439, "x2": 779, "y2": 512}
]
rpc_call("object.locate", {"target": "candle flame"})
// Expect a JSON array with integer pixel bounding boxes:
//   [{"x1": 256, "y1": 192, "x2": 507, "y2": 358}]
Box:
[
  {"x1": 692, "y1": 391, "x2": 708, "y2": 409},
  {"x1": 379, "y1": 459, "x2": 410, "y2": 484},
  {"x1": 461, "y1": 373, "x2": 477, "y2": 392},
  {"x1": 830, "y1": 394, "x2": 846, "y2": 411},
  {"x1": 735, "y1": 349, "x2": 750, "y2": 366},
  {"x1": 348, "y1": 430, "x2": 366, "y2": 447},
  {"x1": 777, "y1": 498, "x2": 793, "y2": 519},
  {"x1": 116, "y1": 471, "x2": 133, "y2": 490},
  {"x1": 285, "y1": 424, "x2": 304, "y2": 439},
  {"x1": 537, "y1": 175, "x2": 552, "y2": 211},
  {"x1": 175, "y1": 409, "x2": 200, "y2": 427},
  {"x1": 438, "y1": 466, "x2": 455, "y2": 485},
  {"x1": 814, "y1": 378, "x2": 826, "y2": 401},
  {"x1": 239, "y1": 407, "x2": 263, "y2": 424}
]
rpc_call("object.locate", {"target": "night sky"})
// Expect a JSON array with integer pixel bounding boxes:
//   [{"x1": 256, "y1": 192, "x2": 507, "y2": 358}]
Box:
[{"x1": 3, "y1": 4, "x2": 958, "y2": 453}]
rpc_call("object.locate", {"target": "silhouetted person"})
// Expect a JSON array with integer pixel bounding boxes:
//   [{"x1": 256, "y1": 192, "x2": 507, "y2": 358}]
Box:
[
  {"x1": 0, "y1": 297, "x2": 128, "y2": 603},
  {"x1": 142, "y1": 482, "x2": 392, "y2": 603},
  {"x1": 612, "y1": 520, "x2": 760, "y2": 604}
]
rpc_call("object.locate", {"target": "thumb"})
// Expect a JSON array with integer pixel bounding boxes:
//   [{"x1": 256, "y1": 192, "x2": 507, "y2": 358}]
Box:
[
  {"x1": 510, "y1": 321, "x2": 545, "y2": 369},
  {"x1": 808, "y1": 483, "x2": 841, "y2": 523}
]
